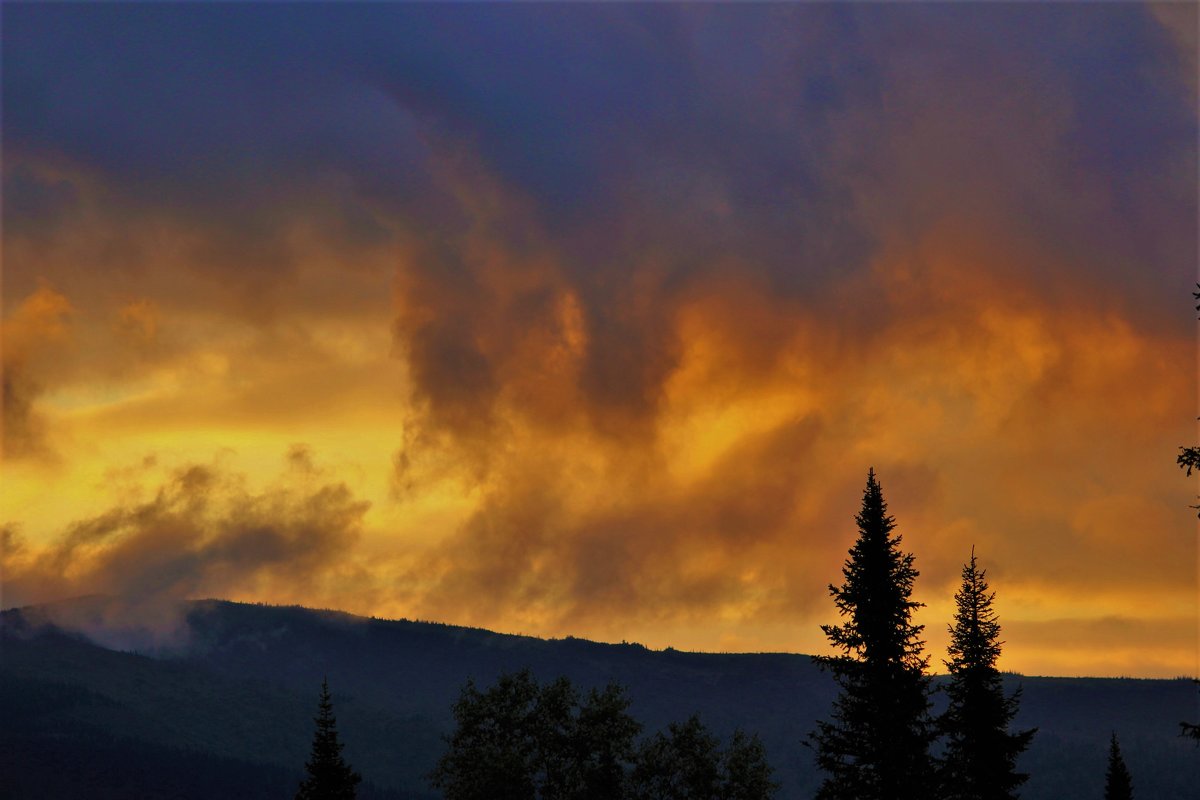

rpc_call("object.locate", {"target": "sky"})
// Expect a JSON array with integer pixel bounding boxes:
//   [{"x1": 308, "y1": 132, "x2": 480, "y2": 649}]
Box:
[{"x1": 1, "y1": 2, "x2": 1197, "y2": 678}]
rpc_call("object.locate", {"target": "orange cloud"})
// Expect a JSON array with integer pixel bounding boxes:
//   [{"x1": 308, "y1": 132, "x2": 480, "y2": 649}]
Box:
[
  {"x1": 370, "y1": 183, "x2": 1196, "y2": 675},
  {"x1": 1, "y1": 450, "x2": 370, "y2": 611},
  {"x1": 2, "y1": 62, "x2": 1194, "y2": 678},
  {"x1": 1, "y1": 285, "x2": 74, "y2": 459},
  {"x1": 113, "y1": 298, "x2": 159, "y2": 345}
]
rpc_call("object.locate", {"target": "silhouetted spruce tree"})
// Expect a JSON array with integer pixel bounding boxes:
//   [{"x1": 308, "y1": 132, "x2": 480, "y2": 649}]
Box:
[
  {"x1": 296, "y1": 678, "x2": 361, "y2": 800},
  {"x1": 939, "y1": 549, "x2": 1034, "y2": 800},
  {"x1": 1104, "y1": 733, "x2": 1133, "y2": 800},
  {"x1": 809, "y1": 469, "x2": 935, "y2": 800}
]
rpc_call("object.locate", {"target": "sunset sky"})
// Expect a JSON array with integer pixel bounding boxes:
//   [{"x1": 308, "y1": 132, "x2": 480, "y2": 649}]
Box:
[{"x1": 2, "y1": 3, "x2": 1197, "y2": 678}]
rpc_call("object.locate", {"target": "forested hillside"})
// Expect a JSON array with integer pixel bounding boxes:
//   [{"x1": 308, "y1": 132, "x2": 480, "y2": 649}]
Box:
[{"x1": 1, "y1": 598, "x2": 1195, "y2": 799}]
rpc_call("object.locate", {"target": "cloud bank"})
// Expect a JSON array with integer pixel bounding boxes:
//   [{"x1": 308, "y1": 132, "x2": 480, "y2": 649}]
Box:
[{"x1": 2, "y1": 3, "x2": 1195, "y2": 676}]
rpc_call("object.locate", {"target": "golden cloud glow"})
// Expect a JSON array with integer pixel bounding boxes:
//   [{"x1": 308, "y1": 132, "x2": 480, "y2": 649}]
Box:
[{"x1": 3, "y1": 80, "x2": 1196, "y2": 679}]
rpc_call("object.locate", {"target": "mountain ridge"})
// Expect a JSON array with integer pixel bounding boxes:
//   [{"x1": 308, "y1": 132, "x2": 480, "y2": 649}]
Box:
[{"x1": 2, "y1": 597, "x2": 1197, "y2": 799}]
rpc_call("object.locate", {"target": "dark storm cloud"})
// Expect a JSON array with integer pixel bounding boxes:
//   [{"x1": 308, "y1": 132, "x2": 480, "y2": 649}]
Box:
[
  {"x1": 853, "y1": 3, "x2": 1196, "y2": 328},
  {"x1": 2, "y1": 5, "x2": 423, "y2": 196},
  {"x1": 2, "y1": 3, "x2": 880, "y2": 279},
  {"x1": 7, "y1": 3, "x2": 1189, "y2": 327}
]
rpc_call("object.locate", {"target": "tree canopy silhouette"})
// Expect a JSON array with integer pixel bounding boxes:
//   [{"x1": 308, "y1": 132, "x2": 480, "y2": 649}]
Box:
[
  {"x1": 809, "y1": 468, "x2": 935, "y2": 800},
  {"x1": 630, "y1": 715, "x2": 721, "y2": 799},
  {"x1": 720, "y1": 730, "x2": 777, "y2": 800},
  {"x1": 430, "y1": 670, "x2": 775, "y2": 799},
  {"x1": 628, "y1": 715, "x2": 775, "y2": 800},
  {"x1": 1103, "y1": 733, "x2": 1133, "y2": 800},
  {"x1": 296, "y1": 678, "x2": 361, "y2": 800},
  {"x1": 430, "y1": 670, "x2": 641, "y2": 800},
  {"x1": 939, "y1": 549, "x2": 1034, "y2": 800}
]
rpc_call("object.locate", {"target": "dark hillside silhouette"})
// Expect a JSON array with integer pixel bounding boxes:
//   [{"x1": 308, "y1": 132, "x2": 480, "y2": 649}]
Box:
[
  {"x1": 809, "y1": 469, "x2": 935, "y2": 799},
  {"x1": 2, "y1": 599, "x2": 1197, "y2": 799}
]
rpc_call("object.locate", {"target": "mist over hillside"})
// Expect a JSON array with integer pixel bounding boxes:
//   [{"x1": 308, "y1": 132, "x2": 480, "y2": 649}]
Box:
[{"x1": 2, "y1": 597, "x2": 1197, "y2": 799}]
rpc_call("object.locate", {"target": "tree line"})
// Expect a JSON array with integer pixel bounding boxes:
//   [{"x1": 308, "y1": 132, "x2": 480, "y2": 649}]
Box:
[
  {"x1": 429, "y1": 670, "x2": 775, "y2": 799},
  {"x1": 294, "y1": 464, "x2": 1190, "y2": 798},
  {"x1": 296, "y1": 668, "x2": 774, "y2": 799}
]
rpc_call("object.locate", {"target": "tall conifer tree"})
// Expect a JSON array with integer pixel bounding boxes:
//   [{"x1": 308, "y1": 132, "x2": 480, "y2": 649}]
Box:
[
  {"x1": 940, "y1": 550, "x2": 1034, "y2": 800},
  {"x1": 810, "y1": 469, "x2": 934, "y2": 800},
  {"x1": 1103, "y1": 733, "x2": 1133, "y2": 800},
  {"x1": 297, "y1": 678, "x2": 361, "y2": 800}
]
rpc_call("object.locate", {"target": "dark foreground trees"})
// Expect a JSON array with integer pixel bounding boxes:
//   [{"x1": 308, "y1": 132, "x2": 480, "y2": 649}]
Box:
[
  {"x1": 429, "y1": 670, "x2": 639, "y2": 800},
  {"x1": 430, "y1": 669, "x2": 775, "y2": 799},
  {"x1": 809, "y1": 469, "x2": 935, "y2": 800},
  {"x1": 1104, "y1": 733, "x2": 1133, "y2": 800},
  {"x1": 940, "y1": 550, "x2": 1034, "y2": 800},
  {"x1": 630, "y1": 716, "x2": 775, "y2": 800},
  {"x1": 296, "y1": 678, "x2": 361, "y2": 800}
]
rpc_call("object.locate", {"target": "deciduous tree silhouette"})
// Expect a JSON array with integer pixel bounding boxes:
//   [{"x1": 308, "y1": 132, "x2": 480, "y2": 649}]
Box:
[
  {"x1": 430, "y1": 670, "x2": 642, "y2": 800},
  {"x1": 939, "y1": 549, "x2": 1034, "y2": 800},
  {"x1": 721, "y1": 730, "x2": 778, "y2": 800},
  {"x1": 628, "y1": 715, "x2": 776, "y2": 800},
  {"x1": 577, "y1": 683, "x2": 645, "y2": 796},
  {"x1": 1103, "y1": 733, "x2": 1133, "y2": 800},
  {"x1": 429, "y1": 670, "x2": 548, "y2": 800},
  {"x1": 296, "y1": 678, "x2": 361, "y2": 800},
  {"x1": 630, "y1": 715, "x2": 722, "y2": 799},
  {"x1": 809, "y1": 468, "x2": 935, "y2": 800},
  {"x1": 432, "y1": 671, "x2": 775, "y2": 799}
]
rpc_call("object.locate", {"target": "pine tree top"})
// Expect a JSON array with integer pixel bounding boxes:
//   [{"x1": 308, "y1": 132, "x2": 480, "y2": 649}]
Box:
[
  {"x1": 946, "y1": 548, "x2": 1003, "y2": 675},
  {"x1": 1104, "y1": 733, "x2": 1134, "y2": 800},
  {"x1": 821, "y1": 468, "x2": 927, "y2": 672},
  {"x1": 296, "y1": 677, "x2": 362, "y2": 800}
]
